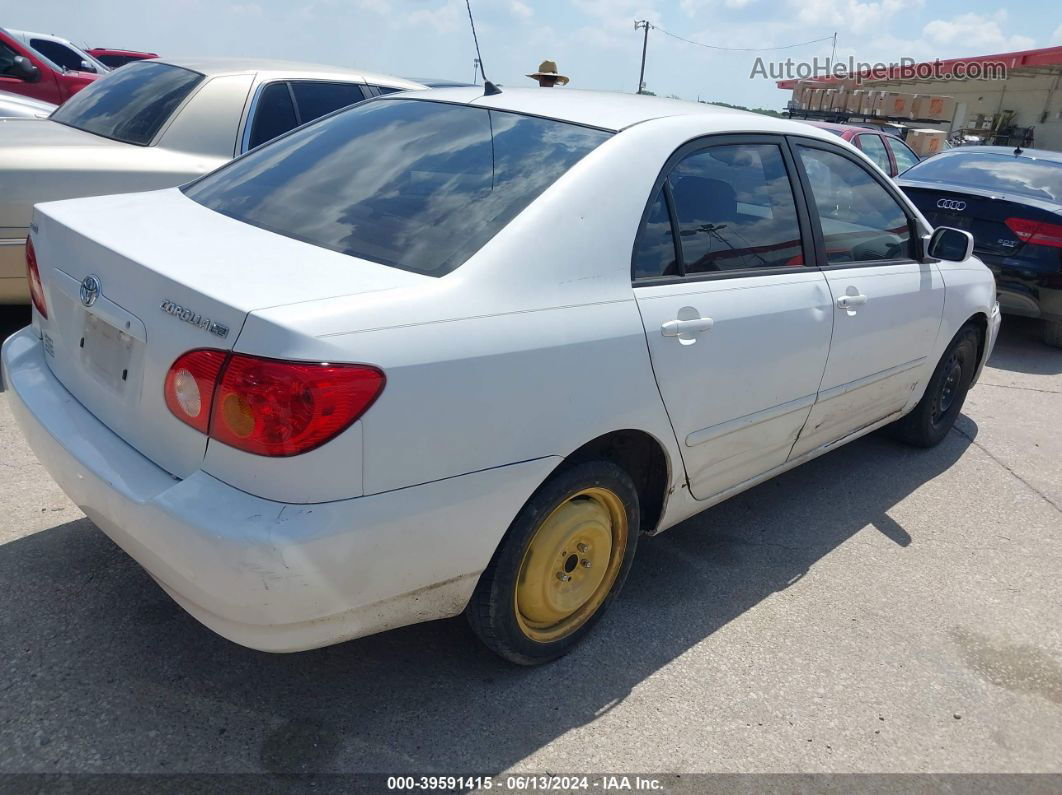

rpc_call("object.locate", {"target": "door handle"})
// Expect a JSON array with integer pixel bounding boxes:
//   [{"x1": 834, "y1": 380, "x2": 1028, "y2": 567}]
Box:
[
  {"x1": 661, "y1": 317, "x2": 714, "y2": 337},
  {"x1": 836, "y1": 293, "x2": 868, "y2": 309}
]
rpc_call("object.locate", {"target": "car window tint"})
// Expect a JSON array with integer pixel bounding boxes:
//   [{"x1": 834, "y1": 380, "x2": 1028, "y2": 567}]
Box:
[
  {"x1": 248, "y1": 82, "x2": 298, "y2": 149},
  {"x1": 291, "y1": 81, "x2": 366, "y2": 124},
  {"x1": 857, "y1": 134, "x2": 891, "y2": 173},
  {"x1": 30, "y1": 39, "x2": 84, "y2": 71},
  {"x1": 0, "y1": 41, "x2": 22, "y2": 77},
  {"x1": 185, "y1": 99, "x2": 611, "y2": 277},
  {"x1": 889, "y1": 139, "x2": 919, "y2": 174},
  {"x1": 667, "y1": 143, "x2": 803, "y2": 272},
  {"x1": 50, "y1": 61, "x2": 203, "y2": 146},
  {"x1": 902, "y1": 151, "x2": 1062, "y2": 202},
  {"x1": 798, "y1": 146, "x2": 912, "y2": 264},
  {"x1": 633, "y1": 187, "x2": 677, "y2": 279}
]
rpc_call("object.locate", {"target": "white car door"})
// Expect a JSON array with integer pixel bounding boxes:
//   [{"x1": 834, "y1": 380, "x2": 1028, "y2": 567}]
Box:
[
  {"x1": 634, "y1": 135, "x2": 834, "y2": 501},
  {"x1": 788, "y1": 139, "x2": 945, "y2": 458}
]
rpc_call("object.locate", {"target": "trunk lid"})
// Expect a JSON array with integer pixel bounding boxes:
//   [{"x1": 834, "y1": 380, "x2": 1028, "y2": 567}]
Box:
[
  {"x1": 900, "y1": 179, "x2": 1061, "y2": 259},
  {"x1": 32, "y1": 187, "x2": 427, "y2": 478}
]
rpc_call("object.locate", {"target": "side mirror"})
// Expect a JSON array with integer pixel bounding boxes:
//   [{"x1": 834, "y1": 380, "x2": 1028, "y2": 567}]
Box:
[
  {"x1": 927, "y1": 226, "x2": 974, "y2": 262},
  {"x1": 79, "y1": 60, "x2": 97, "y2": 73},
  {"x1": 13, "y1": 56, "x2": 40, "y2": 82}
]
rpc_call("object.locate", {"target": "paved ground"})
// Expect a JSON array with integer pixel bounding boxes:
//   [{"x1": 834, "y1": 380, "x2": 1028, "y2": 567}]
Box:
[{"x1": 0, "y1": 307, "x2": 1060, "y2": 776}]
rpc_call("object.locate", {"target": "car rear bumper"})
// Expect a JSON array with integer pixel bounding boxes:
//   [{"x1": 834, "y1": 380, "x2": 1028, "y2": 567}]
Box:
[
  {"x1": 0, "y1": 237, "x2": 29, "y2": 304},
  {"x1": 2, "y1": 327, "x2": 558, "y2": 652}
]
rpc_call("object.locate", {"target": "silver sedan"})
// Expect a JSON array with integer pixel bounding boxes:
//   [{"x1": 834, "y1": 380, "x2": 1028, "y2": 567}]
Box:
[
  {"x1": 0, "y1": 57, "x2": 423, "y2": 303},
  {"x1": 0, "y1": 90, "x2": 55, "y2": 119}
]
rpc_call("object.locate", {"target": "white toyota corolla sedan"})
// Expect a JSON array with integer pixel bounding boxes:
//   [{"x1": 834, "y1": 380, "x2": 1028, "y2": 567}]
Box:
[{"x1": 3, "y1": 87, "x2": 1000, "y2": 664}]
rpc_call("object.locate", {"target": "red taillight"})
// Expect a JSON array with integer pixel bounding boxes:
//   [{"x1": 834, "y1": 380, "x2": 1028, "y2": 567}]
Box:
[
  {"x1": 164, "y1": 349, "x2": 228, "y2": 433},
  {"x1": 1005, "y1": 217, "x2": 1062, "y2": 248},
  {"x1": 164, "y1": 350, "x2": 385, "y2": 457},
  {"x1": 25, "y1": 237, "x2": 48, "y2": 318}
]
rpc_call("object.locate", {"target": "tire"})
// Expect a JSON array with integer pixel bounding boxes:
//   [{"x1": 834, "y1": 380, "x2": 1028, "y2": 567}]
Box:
[
  {"x1": 1043, "y1": 319, "x2": 1062, "y2": 349},
  {"x1": 888, "y1": 324, "x2": 980, "y2": 448},
  {"x1": 466, "y1": 460, "x2": 640, "y2": 665}
]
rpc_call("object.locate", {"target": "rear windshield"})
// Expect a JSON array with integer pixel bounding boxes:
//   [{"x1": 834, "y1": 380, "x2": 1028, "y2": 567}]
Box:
[
  {"x1": 183, "y1": 99, "x2": 612, "y2": 276},
  {"x1": 904, "y1": 152, "x2": 1062, "y2": 202},
  {"x1": 50, "y1": 61, "x2": 203, "y2": 146}
]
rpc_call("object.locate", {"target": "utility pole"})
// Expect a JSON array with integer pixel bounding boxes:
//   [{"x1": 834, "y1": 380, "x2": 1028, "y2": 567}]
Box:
[
  {"x1": 635, "y1": 20, "x2": 651, "y2": 94},
  {"x1": 830, "y1": 32, "x2": 837, "y2": 71}
]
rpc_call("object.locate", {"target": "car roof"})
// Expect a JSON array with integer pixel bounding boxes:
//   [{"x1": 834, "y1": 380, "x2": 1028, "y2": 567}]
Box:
[
  {"x1": 153, "y1": 56, "x2": 425, "y2": 90},
  {"x1": 392, "y1": 87, "x2": 844, "y2": 136},
  {"x1": 934, "y1": 145, "x2": 1062, "y2": 164}
]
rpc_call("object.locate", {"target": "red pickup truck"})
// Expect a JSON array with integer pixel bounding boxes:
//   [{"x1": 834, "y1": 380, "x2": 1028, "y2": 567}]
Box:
[{"x1": 0, "y1": 27, "x2": 99, "y2": 105}]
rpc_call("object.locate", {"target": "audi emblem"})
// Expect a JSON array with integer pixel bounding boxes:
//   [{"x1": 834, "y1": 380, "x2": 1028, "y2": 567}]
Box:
[{"x1": 936, "y1": 199, "x2": 967, "y2": 212}]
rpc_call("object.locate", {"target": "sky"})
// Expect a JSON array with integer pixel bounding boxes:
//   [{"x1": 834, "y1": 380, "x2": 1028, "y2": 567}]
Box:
[{"x1": 7, "y1": 0, "x2": 1062, "y2": 109}]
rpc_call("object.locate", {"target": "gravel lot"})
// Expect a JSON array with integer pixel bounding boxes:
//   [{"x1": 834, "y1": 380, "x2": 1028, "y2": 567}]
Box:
[{"x1": 1, "y1": 307, "x2": 1060, "y2": 777}]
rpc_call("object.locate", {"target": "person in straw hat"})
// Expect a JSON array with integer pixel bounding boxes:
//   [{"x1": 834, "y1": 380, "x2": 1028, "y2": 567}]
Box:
[{"x1": 527, "y1": 60, "x2": 569, "y2": 88}]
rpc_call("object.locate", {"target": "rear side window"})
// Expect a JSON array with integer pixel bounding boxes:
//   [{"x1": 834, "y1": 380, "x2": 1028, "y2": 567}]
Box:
[
  {"x1": 857, "y1": 134, "x2": 891, "y2": 174},
  {"x1": 30, "y1": 39, "x2": 86, "y2": 72},
  {"x1": 633, "y1": 188, "x2": 678, "y2": 279},
  {"x1": 50, "y1": 61, "x2": 203, "y2": 145},
  {"x1": 247, "y1": 82, "x2": 298, "y2": 150},
  {"x1": 665, "y1": 143, "x2": 804, "y2": 273},
  {"x1": 888, "y1": 139, "x2": 919, "y2": 174},
  {"x1": 797, "y1": 145, "x2": 912, "y2": 263},
  {"x1": 185, "y1": 99, "x2": 611, "y2": 276},
  {"x1": 290, "y1": 81, "x2": 367, "y2": 122}
]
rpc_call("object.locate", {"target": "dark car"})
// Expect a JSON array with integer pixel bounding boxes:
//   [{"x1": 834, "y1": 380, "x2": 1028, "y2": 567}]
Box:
[
  {"x1": 800, "y1": 120, "x2": 921, "y2": 177},
  {"x1": 898, "y1": 146, "x2": 1062, "y2": 347}
]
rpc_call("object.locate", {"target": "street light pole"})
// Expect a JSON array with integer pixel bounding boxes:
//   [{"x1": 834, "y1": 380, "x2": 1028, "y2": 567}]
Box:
[{"x1": 635, "y1": 20, "x2": 651, "y2": 94}]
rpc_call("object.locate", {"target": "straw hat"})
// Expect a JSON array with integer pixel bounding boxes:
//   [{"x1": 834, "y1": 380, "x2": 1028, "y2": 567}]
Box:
[{"x1": 527, "y1": 60, "x2": 570, "y2": 85}]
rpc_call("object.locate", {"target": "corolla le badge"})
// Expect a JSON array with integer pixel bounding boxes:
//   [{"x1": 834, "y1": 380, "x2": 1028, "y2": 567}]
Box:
[
  {"x1": 160, "y1": 299, "x2": 229, "y2": 339},
  {"x1": 80, "y1": 274, "x2": 101, "y2": 307},
  {"x1": 936, "y1": 199, "x2": 966, "y2": 212}
]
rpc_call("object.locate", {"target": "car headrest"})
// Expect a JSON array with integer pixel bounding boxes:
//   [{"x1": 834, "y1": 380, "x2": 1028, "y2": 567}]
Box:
[{"x1": 670, "y1": 176, "x2": 738, "y2": 224}]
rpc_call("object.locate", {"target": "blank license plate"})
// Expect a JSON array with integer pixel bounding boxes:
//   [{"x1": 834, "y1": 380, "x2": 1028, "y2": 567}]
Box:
[{"x1": 81, "y1": 311, "x2": 134, "y2": 391}]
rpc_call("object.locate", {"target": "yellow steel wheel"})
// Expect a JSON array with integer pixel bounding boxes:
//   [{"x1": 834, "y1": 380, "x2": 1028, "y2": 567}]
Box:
[{"x1": 514, "y1": 487, "x2": 628, "y2": 643}]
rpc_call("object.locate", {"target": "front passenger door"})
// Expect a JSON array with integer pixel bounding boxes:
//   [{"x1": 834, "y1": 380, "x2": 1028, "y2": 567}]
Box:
[{"x1": 789, "y1": 139, "x2": 944, "y2": 458}]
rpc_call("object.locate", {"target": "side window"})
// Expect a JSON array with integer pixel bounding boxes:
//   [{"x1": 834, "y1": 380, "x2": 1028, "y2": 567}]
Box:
[
  {"x1": 797, "y1": 145, "x2": 912, "y2": 264},
  {"x1": 0, "y1": 42, "x2": 20, "y2": 77},
  {"x1": 633, "y1": 187, "x2": 678, "y2": 279},
  {"x1": 247, "y1": 82, "x2": 298, "y2": 150},
  {"x1": 667, "y1": 143, "x2": 804, "y2": 273},
  {"x1": 291, "y1": 81, "x2": 367, "y2": 124},
  {"x1": 888, "y1": 139, "x2": 919, "y2": 174},
  {"x1": 856, "y1": 134, "x2": 891, "y2": 174},
  {"x1": 30, "y1": 39, "x2": 85, "y2": 71},
  {"x1": 370, "y1": 85, "x2": 403, "y2": 96}
]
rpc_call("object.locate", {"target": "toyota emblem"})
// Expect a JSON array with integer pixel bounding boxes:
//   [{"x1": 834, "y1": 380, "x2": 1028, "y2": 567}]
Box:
[
  {"x1": 936, "y1": 198, "x2": 967, "y2": 212},
  {"x1": 80, "y1": 274, "x2": 101, "y2": 307}
]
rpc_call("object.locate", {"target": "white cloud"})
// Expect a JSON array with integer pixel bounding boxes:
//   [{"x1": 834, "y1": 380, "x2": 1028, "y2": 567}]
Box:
[
  {"x1": 509, "y1": 0, "x2": 532, "y2": 20},
  {"x1": 792, "y1": 0, "x2": 924, "y2": 35},
  {"x1": 407, "y1": 0, "x2": 464, "y2": 33},
  {"x1": 923, "y1": 11, "x2": 1035, "y2": 51}
]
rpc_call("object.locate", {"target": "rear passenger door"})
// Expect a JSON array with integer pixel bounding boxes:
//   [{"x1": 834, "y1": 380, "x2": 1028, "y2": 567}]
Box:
[
  {"x1": 242, "y1": 80, "x2": 370, "y2": 152},
  {"x1": 788, "y1": 138, "x2": 944, "y2": 458},
  {"x1": 633, "y1": 135, "x2": 834, "y2": 501}
]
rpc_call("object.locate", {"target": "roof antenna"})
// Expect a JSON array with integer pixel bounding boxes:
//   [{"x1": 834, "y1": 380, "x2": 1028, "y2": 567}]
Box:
[
  {"x1": 1014, "y1": 145, "x2": 1023, "y2": 156},
  {"x1": 465, "y1": 0, "x2": 501, "y2": 95}
]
